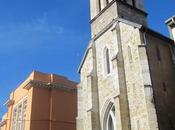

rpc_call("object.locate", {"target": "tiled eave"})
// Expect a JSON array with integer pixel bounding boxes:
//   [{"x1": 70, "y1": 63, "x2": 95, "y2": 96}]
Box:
[{"x1": 23, "y1": 80, "x2": 77, "y2": 93}]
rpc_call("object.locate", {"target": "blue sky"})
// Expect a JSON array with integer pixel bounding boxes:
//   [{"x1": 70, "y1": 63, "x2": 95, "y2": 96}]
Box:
[{"x1": 0, "y1": 0, "x2": 174, "y2": 118}]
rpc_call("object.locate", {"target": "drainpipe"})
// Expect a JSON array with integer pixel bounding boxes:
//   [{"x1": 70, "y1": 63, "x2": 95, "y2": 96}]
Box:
[
  {"x1": 49, "y1": 85, "x2": 53, "y2": 130},
  {"x1": 49, "y1": 74, "x2": 54, "y2": 130}
]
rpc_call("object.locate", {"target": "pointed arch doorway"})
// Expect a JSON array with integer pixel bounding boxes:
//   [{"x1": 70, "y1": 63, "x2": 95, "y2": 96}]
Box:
[{"x1": 104, "y1": 103, "x2": 117, "y2": 130}]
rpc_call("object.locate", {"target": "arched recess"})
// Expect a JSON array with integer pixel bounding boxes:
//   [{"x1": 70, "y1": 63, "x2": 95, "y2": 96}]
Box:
[
  {"x1": 103, "y1": 47, "x2": 111, "y2": 75},
  {"x1": 128, "y1": 46, "x2": 133, "y2": 63},
  {"x1": 103, "y1": 102, "x2": 117, "y2": 130}
]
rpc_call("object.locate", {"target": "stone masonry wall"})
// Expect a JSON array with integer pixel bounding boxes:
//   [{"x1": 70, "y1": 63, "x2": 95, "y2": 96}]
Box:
[
  {"x1": 138, "y1": 44, "x2": 159, "y2": 130},
  {"x1": 77, "y1": 47, "x2": 94, "y2": 130},
  {"x1": 119, "y1": 22, "x2": 151, "y2": 130},
  {"x1": 146, "y1": 33, "x2": 175, "y2": 130},
  {"x1": 91, "y1": 2, "x2": 118, "y2": 37},
  {"x1": 94, "y1": 23, "x2": 122, "y2": 130},
  {"x1": 117, "y1": 2, "x2": 147, "y2": 26}
]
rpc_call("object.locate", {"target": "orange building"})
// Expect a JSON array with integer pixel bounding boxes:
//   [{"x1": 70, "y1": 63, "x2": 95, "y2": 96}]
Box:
[{"x1": 0, "y1": 71, "x2": 77, "y2": 130}]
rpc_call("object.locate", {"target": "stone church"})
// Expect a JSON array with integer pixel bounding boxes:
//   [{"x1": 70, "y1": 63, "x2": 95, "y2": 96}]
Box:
[{"x1": 77, "y1": 0, "x2": 175, "y2": 130}]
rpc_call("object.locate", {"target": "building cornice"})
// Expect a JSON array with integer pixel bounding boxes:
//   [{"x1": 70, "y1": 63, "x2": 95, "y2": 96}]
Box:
[
  {"x1": 165, "y1": 16, "x2": 175, "y2": 27},
  {"x1": 3, "y1": 99, "x2": 14, "y2": 107},
  {"x1": 0, "y1": 120, "x2": 7, "y2": 127},
  {"x1": 23, "y1": 80, "x2": 77, "y2": 93}
]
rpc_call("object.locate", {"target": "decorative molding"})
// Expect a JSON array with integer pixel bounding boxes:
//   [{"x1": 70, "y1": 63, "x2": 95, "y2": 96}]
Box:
[
  {"x1": 77, "y1": 41, "x2": 93, "y2": 73},
  {"x1": 111, "y1": 53, "x2": 119, "y2": 61},
  {"x1": 144, "y1": 85, "x2": 152, "y2": 88},
  {"x1": 138, "y1": 44, "x2": 146, "y2": 48},
  {"x1": 4, "y1": 99, "x2": 14, "y2": 107},
  {"x1": 165, "y1": 15, "x2": 175, "y2": 27},
  {"x1": 23, "y1": 80, "x2": 77, "y2": 93},
  {"x1": 0, "y1": 120, "x2": 7, "y2": 127}
]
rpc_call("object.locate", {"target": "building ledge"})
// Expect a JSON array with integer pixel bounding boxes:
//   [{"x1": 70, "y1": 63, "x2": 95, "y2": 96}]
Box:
[
  {"x1": 4, "y1": 99, "x2": 14, "y2": 107},
  {"x1": 165, "y1": 16, "x2": 175, "y2": 27},
  {"x1": 23, "y1": 80, "x2": 77, "y2": 92},
  {"x1": 5, "y1": 71, "x2": 78, "y2": 92},
  {"x1": 0, "y1": 120, "x2": 7, "y2": 127}
]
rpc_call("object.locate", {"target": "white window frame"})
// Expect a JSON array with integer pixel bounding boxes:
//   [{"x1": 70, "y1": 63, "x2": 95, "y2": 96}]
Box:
[
  {"x1": 11, "y1": 97, "x2": 28, "y2": 130},
  {"x1": 21, "y1": 99, "x2": 27, "y2": 130}
]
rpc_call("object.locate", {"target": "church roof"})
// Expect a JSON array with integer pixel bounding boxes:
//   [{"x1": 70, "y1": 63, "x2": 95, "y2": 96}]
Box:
[{"x1": 78, "y1": 18, "x2": 174, "y2": 73}]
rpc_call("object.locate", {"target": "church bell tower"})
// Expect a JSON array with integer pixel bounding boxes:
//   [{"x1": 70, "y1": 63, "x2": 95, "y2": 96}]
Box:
[
  {"x1": 77, "y1": 0, "x2": 157, "y2": 130},
  {"x1": 90, "y1": 0, "x2": 147, "y2": 37}
]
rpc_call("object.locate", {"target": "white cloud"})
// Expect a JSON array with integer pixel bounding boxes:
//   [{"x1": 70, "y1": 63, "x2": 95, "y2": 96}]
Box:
[
  {"x1": 0, "y1": 12, "x2": 65, "y2": 54},
  {"x1": 17, "y1": 12, "x2": 64, "y2": 34}
]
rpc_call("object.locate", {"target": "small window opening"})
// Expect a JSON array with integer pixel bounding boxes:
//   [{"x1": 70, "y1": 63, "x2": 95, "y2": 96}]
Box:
[
  {"x1": 98, "y1": 0, "x2": 102, "y2": 11},
  {"x1": 169, "y1": 117, "x2": 175, "y2": 130},
  {"x1": 104, "y1": 48, "x2": 111, "y2": 75},
  {"x1": 163, "y1": 82, "x2": 167, "y2": 92},
  {"x1": 156, "y1": 45, "x2": 161, "y2": 61},
  {"x1": 132, "y1": 0, "x2": 136, "y2": 7}
]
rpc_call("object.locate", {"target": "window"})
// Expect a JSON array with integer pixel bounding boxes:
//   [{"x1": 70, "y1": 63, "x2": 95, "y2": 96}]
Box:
[
  {"x1": 132, "y1": 0, "x2": 136, "y2": 7},
  {"x1": 98, "y1": 0, "x2": 102, "y2": 11},
  {"x1": 170, "y1": 45, "x2": 175, "y2": 64},
  {"x1": 16, "y1": 104, "x2": 22, "y2": 130},
  {"x1": 11, "y1": 98, "x2": 27, "y2": 130},
  {"x1": 104, "y1": 104, "x2": 116, "y2": 130},
  {"x1": 12, "y1": 108, "x2": 17, "y2": 130},
  {"x1": 169, "y1": 117, "x2": 175, "y2": 129},
  {"x1": 21, "y1": 99, "x2": 27, "y2": 130},
  {"x1": 172, "y1": 45, "x2": 175, "y2": 56},
  {"x1": 104, "y1": 47, "x2": 111, "y2": 75},
  {"x1": 163, "y1": 82, "x2": 167, "y2": 92},
  {"x1": 156, "y1": 45, "x2": 161, "y2": 61}
]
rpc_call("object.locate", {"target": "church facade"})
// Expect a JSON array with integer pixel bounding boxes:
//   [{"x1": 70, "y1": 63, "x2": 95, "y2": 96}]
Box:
[{"x1": 77, "y1": 0, "x2": 175, "y2": 130}]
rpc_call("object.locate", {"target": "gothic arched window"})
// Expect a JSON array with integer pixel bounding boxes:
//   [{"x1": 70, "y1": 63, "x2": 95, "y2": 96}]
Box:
[
  {"x1": 104, "y1": 47, "x2": 111, "y2": 75},
  {"x1": 98, "y1": 0, "x2": 102, "y2": 11},
  {"x1": 104, "y1": 104, "x2": 116, "y2": 130}
]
